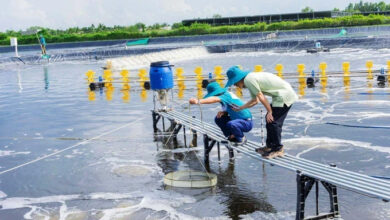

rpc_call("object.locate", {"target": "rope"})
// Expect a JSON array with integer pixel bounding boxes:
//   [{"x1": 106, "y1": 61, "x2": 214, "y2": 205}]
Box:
[
  {"x1": 0, "y1": 116, "x2": 147, "y2": 176},
  {"x1": 161, "y1": 128, "x2": 177, "y2": 147},
  {"x1": 268, "y1": 40, "x2": 304, "y2": 70},
  {"x1": 185, "y1": 102, "x2": 213, "y2": 185},
  {"x1": 358, "y1": 92, "x2": 390, "y2": 95},
  {"x1": 325, "y1": 122, "x2": 390, "y2": 129},
  {"x1": 197, "y1": 99, "x2": 204, "y2": 128}
]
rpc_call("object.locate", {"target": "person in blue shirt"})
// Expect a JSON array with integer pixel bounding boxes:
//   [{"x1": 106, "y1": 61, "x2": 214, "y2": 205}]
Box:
[
  {"x1": 189, "y1": 81, "x2": 253, "y2": 145},
  {"x1": 39, "y1": 34, "x2": 47, "y2": 55}
]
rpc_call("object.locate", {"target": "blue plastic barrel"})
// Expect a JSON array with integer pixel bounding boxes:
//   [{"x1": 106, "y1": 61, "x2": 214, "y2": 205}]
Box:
[{"x1": 149, "y1": 61, "x2": 174, "y2": 90}]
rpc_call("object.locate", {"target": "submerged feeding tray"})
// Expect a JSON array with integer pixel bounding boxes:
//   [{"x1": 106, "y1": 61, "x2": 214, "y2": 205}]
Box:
[{"x1": 164, "y1": 170, "x2": 217, "y2": 188}]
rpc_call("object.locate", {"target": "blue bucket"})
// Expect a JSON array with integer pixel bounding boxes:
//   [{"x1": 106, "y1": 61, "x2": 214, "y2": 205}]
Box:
[{"x1": 149, "y1": 61, "x2": 174, "y2": 90}]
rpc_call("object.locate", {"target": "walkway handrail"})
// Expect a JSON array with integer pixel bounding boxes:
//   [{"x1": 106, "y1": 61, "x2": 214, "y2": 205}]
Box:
[{"x1": 157, "y1": 110, "x2": 390, "y2": 202}]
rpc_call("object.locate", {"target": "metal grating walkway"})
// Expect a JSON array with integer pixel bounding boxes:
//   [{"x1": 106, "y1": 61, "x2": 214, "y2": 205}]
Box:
[{"x1": 156, "y1": 110, "x2": 390, "y2": 201}]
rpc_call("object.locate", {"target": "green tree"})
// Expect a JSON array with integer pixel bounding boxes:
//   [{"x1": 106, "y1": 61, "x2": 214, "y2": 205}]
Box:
[
  {"x1": 345, "y1": 1, "x2": 390, "y2": 12},
  {"x1": 172, "y1": 22, "x2": 183, "y2": 29},
  {"x1": 213, "y1": 14, "x2": 222, "y2": 18},
  {"x1": 301, "y1": 6, "x2": 314, "y2": 13},
  {"x1": 135, "y1": 23, "x2": 146, "y2": 32}
]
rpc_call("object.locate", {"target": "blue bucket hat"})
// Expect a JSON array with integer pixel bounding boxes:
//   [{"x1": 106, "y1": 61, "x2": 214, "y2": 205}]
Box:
[
  {"x1": 225, "y1": 66, "x2": 250, "y2": 88},
  {"x1": 204, "y1": 82, "x2": 227, "y2": 98}
]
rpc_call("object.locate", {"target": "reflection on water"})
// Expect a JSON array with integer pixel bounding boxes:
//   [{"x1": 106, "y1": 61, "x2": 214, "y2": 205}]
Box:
[
  {"x1": 1, "y1": 48, "x2": 390, "y2": 219},
  {"x1": 44, "y1": 66, "x2": 49, "y2": 90},
  {"x1": 212, "y1": 162, "x2": 276, "y2": 219},
  {"x1": 343, "y1": 76, "x2": 351, "y2": 100},
  {"x1": 17, "y1": 69, "x2": 23, "y2": 93},
  {"x1": 153, "y1": 122, "x2": 277, "y2": 220}
]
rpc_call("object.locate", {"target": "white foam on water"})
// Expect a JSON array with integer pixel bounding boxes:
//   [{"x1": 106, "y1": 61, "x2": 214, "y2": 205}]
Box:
[
  {"x1": 86, "y1": 191, "x2": 142, "y2": 200},
  {"x1": 359, "y1": 157, "x2": 374, "y2": 162},
  {"x1": 0, "y1": 192, "x2": 146, "y2": 219},
  {"x1": 385, "y1": 165, "x2": 390, "y2": 169},
  {"x1": 4, "y1": 191, "x2": 208, "y2": 220},
  {"x1": 295, "y1": 99, "x2": 323, "y2": 111},
  {"x1": 112, "y1": 164, "x2": 154, "y2": 177},
  {"x1": 296, "y1": 145, "x2": 321, "y2": 158},
  {"x1": 103, "y1": 158, "x2": 157, "y2": 167},
  {"x1": 163, "y1": 146, "x2": 203, "y2": 153},
  {"x1": 72, "y1": 149, "x2": 83, "y2": 155},
  {"x1": 0, "y1": 150, "x2": 30, "y2": 157},
  {"x1": 335, "y1": 88, "x2": 390, "y2": 96},
  {"x1": 95, "y1": 157, "x2": 163, "y2": 178},
  {"x1": 290, "y1": 99, "x2": 390, "y2": 131},
  {"x1": 240, "y1": 210, "x2": 295, "y2": 220},
  {"x1": 0, "y1": 191, "x2": 7, "y2": 199},
  {"x1": 228, "y1": 50, "x2": 307, "y2": 58},
  {"x1": 322, "y1": 100, "x2": 390, "y2": 124},
  {"x1": 98, "y1": 191, "x2": 199, "y2": 220},
  {"x1": 284, "y1": 137, "x2": 390, "y2": 154},
  {"x1": 107, "y1": 46, "x2": 210, "y2": 71},
  {"x1": 0, "y1": 194, "x2": 80, "y2": 210}
]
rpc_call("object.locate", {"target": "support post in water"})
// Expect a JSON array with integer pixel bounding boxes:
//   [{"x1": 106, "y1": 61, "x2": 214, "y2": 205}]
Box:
[
  {"x1": 295, "y1": 165, "x2": 340, "y2": 220},
  {"x1": 152, "y1": 111, "x2": 161, "y2": 132},
  {"x1": 190, "y1": 116, "x2": 197, "y2": 147},
  {"x1": 217, "y1": 142, "x2": 221, "y2": 161},
  {"x1": 183, "y1": 126, "x2": 187, "y2": 147},
  {"x1": 203, "y1": 134, "x2": 216, "y2": 164}
]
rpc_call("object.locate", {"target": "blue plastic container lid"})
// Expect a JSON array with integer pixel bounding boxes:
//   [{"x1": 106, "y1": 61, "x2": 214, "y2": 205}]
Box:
[{"x1": 150, "y1": 61, "x2": 173, "y2": 67}]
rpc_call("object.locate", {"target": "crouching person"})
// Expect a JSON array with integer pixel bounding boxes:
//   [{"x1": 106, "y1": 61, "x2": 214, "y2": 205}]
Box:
[{"x1": 189, "y1": 81, "x2": 252, "y2": 145}]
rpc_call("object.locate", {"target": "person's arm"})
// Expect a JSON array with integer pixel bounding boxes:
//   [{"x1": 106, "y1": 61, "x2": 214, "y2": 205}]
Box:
[
  {"x1": 237, "y1": 98, "x2": 258, "y2": 110},
  {"x1": 256, "y1": 92, "x2": 274, "y2": 123},
  {"x1": 189, "y1": 96, "x2": 220, "y2": 105},
  {"x1": 235, "y1": 92, "x2": 274, "y2": 123}
]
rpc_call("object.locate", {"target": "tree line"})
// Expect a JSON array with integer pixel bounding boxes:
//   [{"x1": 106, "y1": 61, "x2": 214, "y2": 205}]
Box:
[
  {"x1": 1, "y1": 1, "x2": 390, "y2": 46},
  {"x1": 302, "y1": 1, "x2": 390, "y2": 12}
]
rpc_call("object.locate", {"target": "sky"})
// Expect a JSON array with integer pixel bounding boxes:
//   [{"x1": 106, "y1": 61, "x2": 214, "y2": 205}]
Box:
[{"x1": 0, "y1": 0, "x2": 388, "y2": 32}]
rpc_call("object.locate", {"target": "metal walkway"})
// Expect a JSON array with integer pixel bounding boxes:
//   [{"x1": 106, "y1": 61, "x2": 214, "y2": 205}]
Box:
[{"x1": 152, "y1": 109, "x2": 390, "y2": 220}]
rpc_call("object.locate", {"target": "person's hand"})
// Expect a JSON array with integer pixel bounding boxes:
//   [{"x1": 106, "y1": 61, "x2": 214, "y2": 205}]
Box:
[
  {"x1": 216, "y1": 111, "x2": 226, "y2": 118},
  {"x1": 266, "y1": 112, "x2": 274, "y2": 123},
  {"x1": 189, "y1": 98, "x2": 198, "y2": 104}
]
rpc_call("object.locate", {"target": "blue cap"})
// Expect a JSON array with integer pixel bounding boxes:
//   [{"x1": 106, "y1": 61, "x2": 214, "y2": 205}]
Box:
[
  {"x1": 204, "y1": 82, "x2": 227, "y2": 98},
  {"x1": 225, "y1": 66, "x2": 250, "y2": 88}
]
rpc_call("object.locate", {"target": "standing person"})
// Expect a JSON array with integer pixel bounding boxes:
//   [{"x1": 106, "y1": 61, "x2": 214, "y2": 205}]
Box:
[
  {"x1": 39, "y1": 34, "x2": 47, "y2": 55},
  {"x1": 225, "y1": 66, "x2": 298, "y2": 159},
  {"x1": 189, "y1": 81, "x2": 253, "y2": 145}
]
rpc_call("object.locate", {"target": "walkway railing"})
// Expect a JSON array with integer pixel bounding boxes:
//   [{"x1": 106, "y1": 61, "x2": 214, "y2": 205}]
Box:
[{"x1": 152, "y1": 109, "x2": 390, "y2": 220}]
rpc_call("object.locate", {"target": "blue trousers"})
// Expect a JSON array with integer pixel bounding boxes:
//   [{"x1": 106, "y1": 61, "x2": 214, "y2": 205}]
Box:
[{"x1": 214, "y1": 115, "x2": 253, "y2": 141}]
